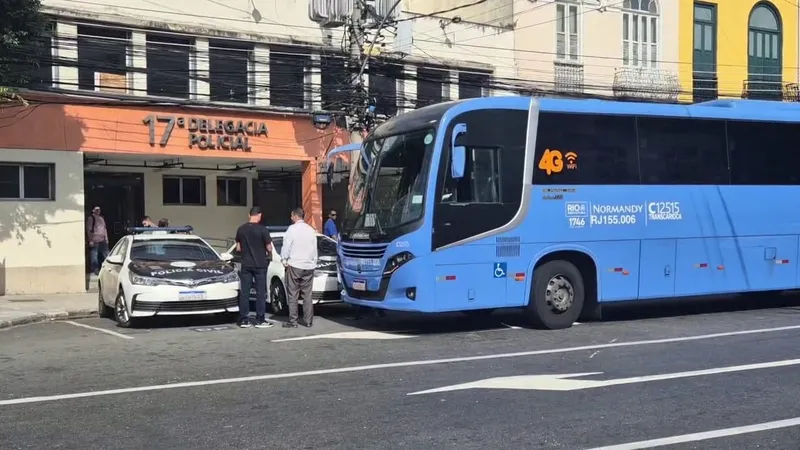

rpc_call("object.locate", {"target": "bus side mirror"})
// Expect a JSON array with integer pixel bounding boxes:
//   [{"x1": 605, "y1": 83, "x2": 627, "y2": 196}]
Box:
[{"x1": 451, "y1": 123, "x2": 467, "y2": 179}]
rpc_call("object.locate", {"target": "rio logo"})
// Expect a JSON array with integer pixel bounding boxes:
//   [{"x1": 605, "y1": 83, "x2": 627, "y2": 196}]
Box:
[{"x1": 538, "y1": 149, "x2": 578, "y2": 175}]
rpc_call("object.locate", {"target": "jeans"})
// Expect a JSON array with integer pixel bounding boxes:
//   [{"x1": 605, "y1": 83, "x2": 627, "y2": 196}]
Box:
[
  {"x1": 239, "y1": 266, "x2": 267, "y2": 321},
  {"x1": 90, "y1": 241, "x2": 109, "y2": 274}
]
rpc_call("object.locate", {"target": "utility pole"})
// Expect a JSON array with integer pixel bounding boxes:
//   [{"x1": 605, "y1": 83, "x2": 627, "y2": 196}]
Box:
[{"x1": 348, "y1": 0, "x2": 365, "y2": 146}]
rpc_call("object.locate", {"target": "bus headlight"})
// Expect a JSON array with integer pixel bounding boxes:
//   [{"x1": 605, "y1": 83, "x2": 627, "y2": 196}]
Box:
[{"x1": 383, "y1": 252, "x2": 414, "y2": 276}]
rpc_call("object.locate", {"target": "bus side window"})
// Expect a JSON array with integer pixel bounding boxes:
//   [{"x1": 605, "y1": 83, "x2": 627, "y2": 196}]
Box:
[{"x1": 441, "y1": 147, "x2": 501, "y2": 204}]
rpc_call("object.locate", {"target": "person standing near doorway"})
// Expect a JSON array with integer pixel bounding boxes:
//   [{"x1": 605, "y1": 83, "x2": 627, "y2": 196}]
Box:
[
  {"x1": 281, "y1": 207, "x2": 318, "y2": 328},
  {"x1": 235, "y1": 207, "x2": 273, "y2": 329},
  {"x1": 87, "y1": 206, "x2": 109, "y2": 275},
  {"x1": 323, "y1": 210, "x2": 338, "y2": 239}
]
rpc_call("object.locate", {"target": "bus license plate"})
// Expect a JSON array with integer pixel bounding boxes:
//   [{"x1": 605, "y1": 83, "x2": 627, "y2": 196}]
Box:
[
  {"x1": 179, "y1": 290, "x2": 207, "y2": 301},
  {"x1": 352, "y1": 279, "x2": 366, "y2": 291}
]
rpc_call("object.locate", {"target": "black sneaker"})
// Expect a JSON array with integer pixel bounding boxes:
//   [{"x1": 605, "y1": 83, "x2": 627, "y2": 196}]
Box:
[
  {"x1": 282, "y1": 322, "x2": 298, "y2": 328},
  {"x1": 254, "y1": 318, "x2": 274, "y2": 329},
  {"x1": 237, "y1": 318, "x2": 252, "y2": 328}
]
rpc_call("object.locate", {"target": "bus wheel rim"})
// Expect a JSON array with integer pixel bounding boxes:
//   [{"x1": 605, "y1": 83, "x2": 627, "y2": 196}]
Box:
[{"x1": 545, "y1": 275, "x2": 574, "y2": 313}]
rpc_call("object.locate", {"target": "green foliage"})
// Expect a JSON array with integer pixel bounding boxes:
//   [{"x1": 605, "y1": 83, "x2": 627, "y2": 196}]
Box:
[{"x1": 0, "y1": 0, "x2": 46, "y2": 89}]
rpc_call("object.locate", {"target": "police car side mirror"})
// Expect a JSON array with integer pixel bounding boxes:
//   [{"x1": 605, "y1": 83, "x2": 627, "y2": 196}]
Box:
[
  {"x1": 220, "y1": 253, "x2": 234, "y2": 262},
  {"x1": 106, "y1": 254, "x2": 124, "y2": 265}
]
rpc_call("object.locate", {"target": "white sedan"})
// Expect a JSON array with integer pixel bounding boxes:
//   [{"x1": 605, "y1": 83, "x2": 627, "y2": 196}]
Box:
[
  {"x1": 97, "y1": 229, "x2": 239, "y2": 327},
  {"x1": 227, "y1": 231, "x2": 341, "y2": 315}
]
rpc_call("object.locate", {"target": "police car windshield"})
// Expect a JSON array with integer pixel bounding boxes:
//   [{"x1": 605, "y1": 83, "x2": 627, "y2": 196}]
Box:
[{"x1": 130, "y1": 239, "x2": 219, "y2": 262}]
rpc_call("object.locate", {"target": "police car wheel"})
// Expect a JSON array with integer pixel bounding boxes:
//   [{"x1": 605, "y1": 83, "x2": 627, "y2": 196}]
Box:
[
  {"x1": 270, "y1": 279, "x2": 289, "y2": 316},
  {"x1": 114, "y1": 292, "x2": 136, "y2": 328},
  {"x1": 527, "y1": 260, "x2": 584, "y2": 330},
  {"x1": 97, "y1": 285, "x2": 112, "y2": 319}
]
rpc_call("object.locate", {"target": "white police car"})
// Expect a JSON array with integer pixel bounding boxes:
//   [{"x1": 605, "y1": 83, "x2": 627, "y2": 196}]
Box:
[{"x1": 96, "y1": 226, "x2": 239, "y2": 327}]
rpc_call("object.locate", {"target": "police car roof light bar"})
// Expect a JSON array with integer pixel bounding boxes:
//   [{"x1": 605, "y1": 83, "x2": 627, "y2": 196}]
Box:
[{"x1": 128, "y1": 226, "x2": 194, "y2": 234}]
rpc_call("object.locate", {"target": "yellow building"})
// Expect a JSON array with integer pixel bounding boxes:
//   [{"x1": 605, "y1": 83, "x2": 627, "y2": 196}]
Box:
[{"x1": 679, "y1": 0, "x2": 797, "y2": 102}]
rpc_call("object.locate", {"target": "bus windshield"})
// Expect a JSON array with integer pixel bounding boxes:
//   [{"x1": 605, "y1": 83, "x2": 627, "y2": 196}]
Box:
[{"x1": 343, "y1": 128, "x2": 435, "y2": 235}]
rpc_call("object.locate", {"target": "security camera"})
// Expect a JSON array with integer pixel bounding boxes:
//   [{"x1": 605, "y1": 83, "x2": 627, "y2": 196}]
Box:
[{"x1": 311, "y1": 112, "x2": 333, "y2": 130}]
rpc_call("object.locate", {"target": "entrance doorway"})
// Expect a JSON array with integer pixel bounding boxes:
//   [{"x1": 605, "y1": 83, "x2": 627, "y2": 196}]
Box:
[
  {"x1": 84, "y1": 171, "x2": 145, "y2": 254},
  {"x1": 253, "y1": 173, "x2": 301, "y2": 227}
]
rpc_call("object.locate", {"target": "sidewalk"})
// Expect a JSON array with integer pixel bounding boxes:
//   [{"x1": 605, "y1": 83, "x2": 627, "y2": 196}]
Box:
[{"x1": 0, "y1": 292, "x2": 97, "y2": 329}]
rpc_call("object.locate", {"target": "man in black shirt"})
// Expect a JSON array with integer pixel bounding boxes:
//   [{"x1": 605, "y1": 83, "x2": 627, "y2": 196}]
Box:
[{"x1": 235, "y1": 207, "x2": 273, "y2": 328}]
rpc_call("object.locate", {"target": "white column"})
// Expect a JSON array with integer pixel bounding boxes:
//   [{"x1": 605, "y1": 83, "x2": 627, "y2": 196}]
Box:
[
  {"x1": 54, "y1": 21, "x2": 78, "y2": 91},
  {"x1": 193, "y1": 38, "x2": 210, "y2": 101},
  {"x1": 130, "y1": 31, "x2": 147, "y2": 96},
  {"x1": 309, "y1": 52, "x2": 322, "y2": 110},
  {"x1": 253, "y1": 44, "x2": 270, "y2": 106},
  {"x1": 447, "y1": 70, "x2": 458, "y2": 101},
  {"x1": 401, "y1": 64, "x2": 417, "y2": 112}
]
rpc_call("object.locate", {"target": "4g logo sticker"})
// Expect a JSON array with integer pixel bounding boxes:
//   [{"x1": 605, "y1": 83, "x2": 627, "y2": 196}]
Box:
[{"x1": 538, "y1": 149, "x2": 578, "y2": 175}]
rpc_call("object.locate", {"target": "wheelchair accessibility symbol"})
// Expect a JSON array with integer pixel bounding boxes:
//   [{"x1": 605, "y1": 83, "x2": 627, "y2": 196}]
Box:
[{"x1": 493, "y1": 262, "x2": 507, "y2": 279}]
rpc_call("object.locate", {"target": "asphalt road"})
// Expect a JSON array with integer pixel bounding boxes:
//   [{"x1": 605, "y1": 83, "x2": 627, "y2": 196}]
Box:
[{"x1": 1, "y1": 297, "x2": 800, "y2": 450}]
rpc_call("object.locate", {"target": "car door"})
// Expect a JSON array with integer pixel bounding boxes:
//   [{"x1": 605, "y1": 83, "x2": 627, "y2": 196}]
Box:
[
  {"x1": 100, "y1": 239, "x2": 124, "y2": 302},
  {"x1": 106, "y1": 238, "x2": 130, "y2": 301}
]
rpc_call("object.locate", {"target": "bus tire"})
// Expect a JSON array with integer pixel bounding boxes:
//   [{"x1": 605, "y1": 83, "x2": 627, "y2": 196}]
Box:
[{"x1": 527, "y1": 260, "x2": 584, "y2": 330}]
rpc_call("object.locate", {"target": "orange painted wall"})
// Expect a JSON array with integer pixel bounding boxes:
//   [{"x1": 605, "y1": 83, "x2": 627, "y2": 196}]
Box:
[{"x1": 0, "y1": 101, "x2": 348, "y2": 161}]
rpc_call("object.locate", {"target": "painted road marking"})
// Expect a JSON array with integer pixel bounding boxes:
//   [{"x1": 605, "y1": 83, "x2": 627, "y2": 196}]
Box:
[
  {"x1": 2, "y1": 324, "x2": 800, "y2": 407},
  {"x1": 586, "y1": 417, "x2": 800, "y2": 450},
  {"x1": 272, "y1": 331, "x2": 418, "y2": 342},
  {"x1": 407, "y1": 358, "x2": 800, "y2": 395},
  {"x1": 63, "y1": 321, "x2": 134, "y2": 340}
]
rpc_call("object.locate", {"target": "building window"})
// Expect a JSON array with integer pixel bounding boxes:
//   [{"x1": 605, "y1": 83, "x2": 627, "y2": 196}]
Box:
[
  {"x1": 622, "y1": 0, "x2": 659, "y2": 68},
  {"x1": 7, "y1": 22, "x2": 53, "y2": 90},
  {"x1": 0, "y1": 163, "x2": 55, "y2": 200},
  {"x1": 747, "y1": 3, "x2": 782, "y2": 100},
  {"x1": 269, "y1": 46, "x2": 310, "y2": 109},
  {"x1": 209, "y1": 41, "x2": 252, "y2": 104},
  {"x1": 556, "y1": 1, "x2": 580, "y2": 61},
  {"x1": 693, "y1": 3, "x2": 717, "y2": 102},
  {"x1": 77, "y1": 26, "x2": 130, "y2": 93},
  {"x1": 216, "y1": 177, "x2": 247, "y2": 206},
  {"x1": 147, "y1": 35, "x2": 191, "y2": 99},
  {"x1": 321, "y1": 54, "x2": 350, "y2": 111},
  {"x1": 416, "y1": 67, "x2": 446, "y2": 108},
  {"x1": 458, "y1": 72, "x2": 490, "y2": 99},
  {"x1": 162, "y1": 176, "x2": 206, "y2": 206},
  {"x1": 369, "y1": 60, "x2": 402, "y2": 116}
]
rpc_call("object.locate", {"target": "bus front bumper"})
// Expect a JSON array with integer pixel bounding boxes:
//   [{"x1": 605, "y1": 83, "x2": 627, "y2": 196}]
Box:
[{"x1": 339, "y1": 261, "x2": 431, "y2": 312}]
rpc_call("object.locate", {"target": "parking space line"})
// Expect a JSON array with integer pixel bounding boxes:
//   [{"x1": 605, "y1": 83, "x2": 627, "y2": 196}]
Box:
[
  {"x1": 1, "y1": 323, "x2": 799, "y2": 407},
  {"x1": 272, "y1": 331, "x2": 418, "y2": 342},
  {"x1": 586, "y1": 417, "x2": 800, "y2": 449},
  {"x1": 63, "y1": 321, "x2": 134, "y2": 340}
]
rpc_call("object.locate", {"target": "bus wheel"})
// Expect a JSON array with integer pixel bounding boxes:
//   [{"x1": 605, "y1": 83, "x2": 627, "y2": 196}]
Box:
[{"x1": 527, "y1": 260, "x2": 584, "y2": 330}]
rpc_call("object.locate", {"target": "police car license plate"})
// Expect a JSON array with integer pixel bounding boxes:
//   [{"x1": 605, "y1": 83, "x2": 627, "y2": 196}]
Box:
[
  {"x1": 179, "y1": 290, "x2": 207, "y2": 301},
  {"x1": 352, "y1": 279, "x2": 366, "y2": 291}
]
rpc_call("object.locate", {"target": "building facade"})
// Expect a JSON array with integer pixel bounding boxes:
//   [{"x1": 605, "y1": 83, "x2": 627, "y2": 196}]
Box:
[
  {"x1": 0, "y1": 0, "x2": 513, "y2": 295},
  {"x1": 678, "y1": 0, "x2": 798, "y2": 103},
  {"x1": 512, "y1": 0, "x2": 680, "y2": 102}
]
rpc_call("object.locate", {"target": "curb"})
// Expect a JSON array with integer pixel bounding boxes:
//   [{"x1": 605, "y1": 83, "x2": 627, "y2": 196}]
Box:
[{"x1": 0, "y1": 309, "x2": 97, "y2": 330}]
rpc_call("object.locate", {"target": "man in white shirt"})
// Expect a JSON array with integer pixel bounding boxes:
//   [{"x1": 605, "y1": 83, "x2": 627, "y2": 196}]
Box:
[{"x1": 280, "y1": 207, "x2": 319, "y2": 328}]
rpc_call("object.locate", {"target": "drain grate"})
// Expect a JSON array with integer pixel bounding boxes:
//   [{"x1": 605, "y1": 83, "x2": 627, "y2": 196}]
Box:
[{"x1": 7, "y1": 298, "x2": 46, "y2": 303}]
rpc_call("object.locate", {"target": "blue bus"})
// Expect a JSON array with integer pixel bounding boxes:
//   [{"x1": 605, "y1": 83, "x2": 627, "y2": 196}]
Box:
[{"x1": 326, "y1": 96, "x2": 800, "y2": 329}]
